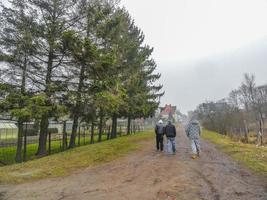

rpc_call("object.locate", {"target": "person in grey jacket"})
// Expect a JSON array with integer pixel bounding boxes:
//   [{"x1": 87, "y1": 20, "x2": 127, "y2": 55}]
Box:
[{"x1": 185, "y1": 119, "x2": 201, "y2": 159}]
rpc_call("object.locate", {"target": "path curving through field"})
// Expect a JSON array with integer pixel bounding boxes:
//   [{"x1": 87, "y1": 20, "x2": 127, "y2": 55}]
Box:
[{"x1": 0, "y1": 129, "x2": 266, "y2": 200}]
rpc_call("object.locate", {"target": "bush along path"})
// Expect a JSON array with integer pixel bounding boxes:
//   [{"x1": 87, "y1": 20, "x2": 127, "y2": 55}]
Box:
[{"x1": 0, "y1": 129, "x2": 266, "y2": 200}]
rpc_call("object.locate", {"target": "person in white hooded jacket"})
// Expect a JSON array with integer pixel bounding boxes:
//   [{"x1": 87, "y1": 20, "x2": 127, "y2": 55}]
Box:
[
  {"x1": 185, "y1": 119, "x2": 201, "y2": 159},
  {"x1": 155, "y1": 120, "x2": 164, "y2": 151}
]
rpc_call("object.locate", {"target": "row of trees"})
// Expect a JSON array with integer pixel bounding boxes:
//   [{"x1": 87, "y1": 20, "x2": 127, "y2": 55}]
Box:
[
  {"x1": 0, "y1": 0, "x2": 163, "y2": 162},
  {"x1": 195, "y1": 73, "x2": 267, "y2": 144}
]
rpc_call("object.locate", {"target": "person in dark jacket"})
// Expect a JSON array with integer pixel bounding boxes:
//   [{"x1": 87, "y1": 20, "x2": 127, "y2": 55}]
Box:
[
  {"x1": 164, "y1": 120, "x2": 176, "y2": 154},
  {"x1": 155, "y1": 120, "x2": 164, "y2": 151}
]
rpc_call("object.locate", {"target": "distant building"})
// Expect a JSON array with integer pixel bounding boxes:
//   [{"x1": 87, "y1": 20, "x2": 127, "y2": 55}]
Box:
[{"x1": 159, "y1": 104, "x2": 177, "y2": 122}]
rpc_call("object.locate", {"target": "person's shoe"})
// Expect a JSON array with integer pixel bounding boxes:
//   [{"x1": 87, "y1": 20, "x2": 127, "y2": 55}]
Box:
[
  {"x1": 197, "y1": 152, "x2": 200, "y2": 157},
  {"x1": 191, "y1": 155, "x2": 197, "y2": 159}
]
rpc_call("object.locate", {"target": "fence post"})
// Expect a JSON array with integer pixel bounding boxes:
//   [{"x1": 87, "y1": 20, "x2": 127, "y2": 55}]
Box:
[{"x1": 23, "y1": 122, "x2": 27, "y2": 162}]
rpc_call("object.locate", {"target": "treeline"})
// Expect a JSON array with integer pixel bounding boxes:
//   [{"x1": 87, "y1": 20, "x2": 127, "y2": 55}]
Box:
[
  {"x1": 0, "y1": 0, "x2": 163, "y2": 162},
  {"x1": 195, "y1": 73, "x2": 267, "y2": 144}
]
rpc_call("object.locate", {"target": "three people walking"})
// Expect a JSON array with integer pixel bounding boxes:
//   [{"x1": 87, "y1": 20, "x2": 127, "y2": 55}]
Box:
[{"x1": 155, "y1": 118, "x2": 201, "y2": 159}]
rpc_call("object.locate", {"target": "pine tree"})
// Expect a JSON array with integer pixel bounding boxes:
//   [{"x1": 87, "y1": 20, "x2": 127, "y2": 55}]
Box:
[
  {"x1": 62, "y1": 31, "x2": 99, "y2": 148},
  {"x1": 0, "y1": 0, "x2": 38, "y2": 162},
  {"x1": 26, "y1": 0, "x2": 79, "y2": 156}
]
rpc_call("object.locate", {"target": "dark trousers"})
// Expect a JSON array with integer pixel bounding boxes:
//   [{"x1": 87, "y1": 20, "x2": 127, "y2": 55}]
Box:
[{"x1": 156, "y1": 134, "x2": 164, "y2": 151}]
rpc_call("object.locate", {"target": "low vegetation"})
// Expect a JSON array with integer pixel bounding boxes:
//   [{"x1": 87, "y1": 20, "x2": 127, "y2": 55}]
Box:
[
  {"x1": 0, "y1": 131, "x2": 153, "y2": 184},
  {"x1": 202, "y1": 130, "x2": 267, "y2": 176}
]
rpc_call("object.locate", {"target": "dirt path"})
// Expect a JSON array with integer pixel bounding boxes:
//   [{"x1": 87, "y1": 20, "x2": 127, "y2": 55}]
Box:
[{"x1": 1, "y1": 129, "x2": 266, "y2": 200}]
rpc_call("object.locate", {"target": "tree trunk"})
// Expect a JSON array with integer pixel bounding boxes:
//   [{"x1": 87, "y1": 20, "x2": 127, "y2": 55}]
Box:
[
  {"x1": 98, "y1": 113, "x2": 103, "y2": 142},
  {"x1": 16, "y1": 56, "x2": 27, "y2": 162},
  {"x1": 15, "y1": 120, "x2": 24, "y2": 163},
  {"x1": 69, "y1": 114, "x2": 79, "y2": 148},
  {"x1": 36, "y1": 115, "x2": 49, "y2": 156},
  {"x1": 62, "y1": 121, "x2": 67, "y2": 150},
  {"x1": 127, "y1": 116, "x2": 131, "y2": 135},
  {"x1": 69, "y1": 64, "x2": 85, "y2": 148},
  {"x1": 111, "y1": 115, "x2": 117, "y2": 139},
  {"x1": 23, "y1": 122, "x2": 28, "y2": 161},
  {"x1": 90, "y1": 122, "x2": 95, "y2": 144},
  {"x1": 37, "y1": 49, "x2": 53, "y2": 156}
]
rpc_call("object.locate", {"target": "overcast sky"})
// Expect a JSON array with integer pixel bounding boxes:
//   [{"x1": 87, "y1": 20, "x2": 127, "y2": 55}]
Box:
[
  {"x1": 2, "y1": 0, "x2": 267, "y2": 113},
  {"x1": 121, "y1": 0, "x2": 267, "y2": 113}
]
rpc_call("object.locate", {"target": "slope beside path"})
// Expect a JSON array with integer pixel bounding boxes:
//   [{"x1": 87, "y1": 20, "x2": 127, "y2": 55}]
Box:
[{"x1": 0, "y1": 129, "x2": 266, "y2": 200}]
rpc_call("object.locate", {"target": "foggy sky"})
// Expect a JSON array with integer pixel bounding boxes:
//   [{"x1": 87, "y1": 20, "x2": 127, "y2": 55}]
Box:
[
  {"x1": 2, "y1": 0, "x2": 267, "y2": 113},
  {"x1": 159, "y1": 39, "x2": 267, "y2": 113},
  {"x1": 120, "y1": 0, "x2": 267, "y2": 113}
]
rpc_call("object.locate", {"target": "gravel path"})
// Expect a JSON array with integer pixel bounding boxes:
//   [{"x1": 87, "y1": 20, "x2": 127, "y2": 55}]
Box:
[{"x1": 0, "y1": 129, "x2": 266, "y2": 200}]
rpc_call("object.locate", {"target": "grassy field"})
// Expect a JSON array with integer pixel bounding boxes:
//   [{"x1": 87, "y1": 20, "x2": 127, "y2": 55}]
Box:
[
  {"x1": 202, "y1": 130, "x2": 267, "y2": 176},
  {"x1": 0, "y1": 140, "x2": 63, "y2": 165},
  {"x1": 0, "y1": 134, "x2": 110, "y2": 165},
  {"x1": 0, "y1": 131, "x2": 153, "y2": 184}
]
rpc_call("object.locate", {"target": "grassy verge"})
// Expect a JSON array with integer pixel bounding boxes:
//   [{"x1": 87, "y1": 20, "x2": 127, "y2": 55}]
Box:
[
  {"x1": 0, "y1": 131, "x2": 153, "y2": 184},
  {"x1": 202, "y1": 130, "x2": 267, "y2": 176}
]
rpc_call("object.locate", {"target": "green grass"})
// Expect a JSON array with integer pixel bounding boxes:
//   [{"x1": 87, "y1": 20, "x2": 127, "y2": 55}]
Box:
[
  {"x1": 202, "y1": 130, "x2": 267, "y2": 176},
  {"x1": 0, "y1": 134, "x2": 110, "y2": 165},
  {"x1": 0, "y1": 131, "x2": 153, "y2": 184},
  {"x1": 0, "y1": 140, "x2": 63, "y2": 165}
]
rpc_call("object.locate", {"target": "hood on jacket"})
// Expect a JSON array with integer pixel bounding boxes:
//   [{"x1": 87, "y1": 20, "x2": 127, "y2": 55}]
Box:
[{"x1": 191, "y1": 120, "x2": 199, "y2": 125}]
